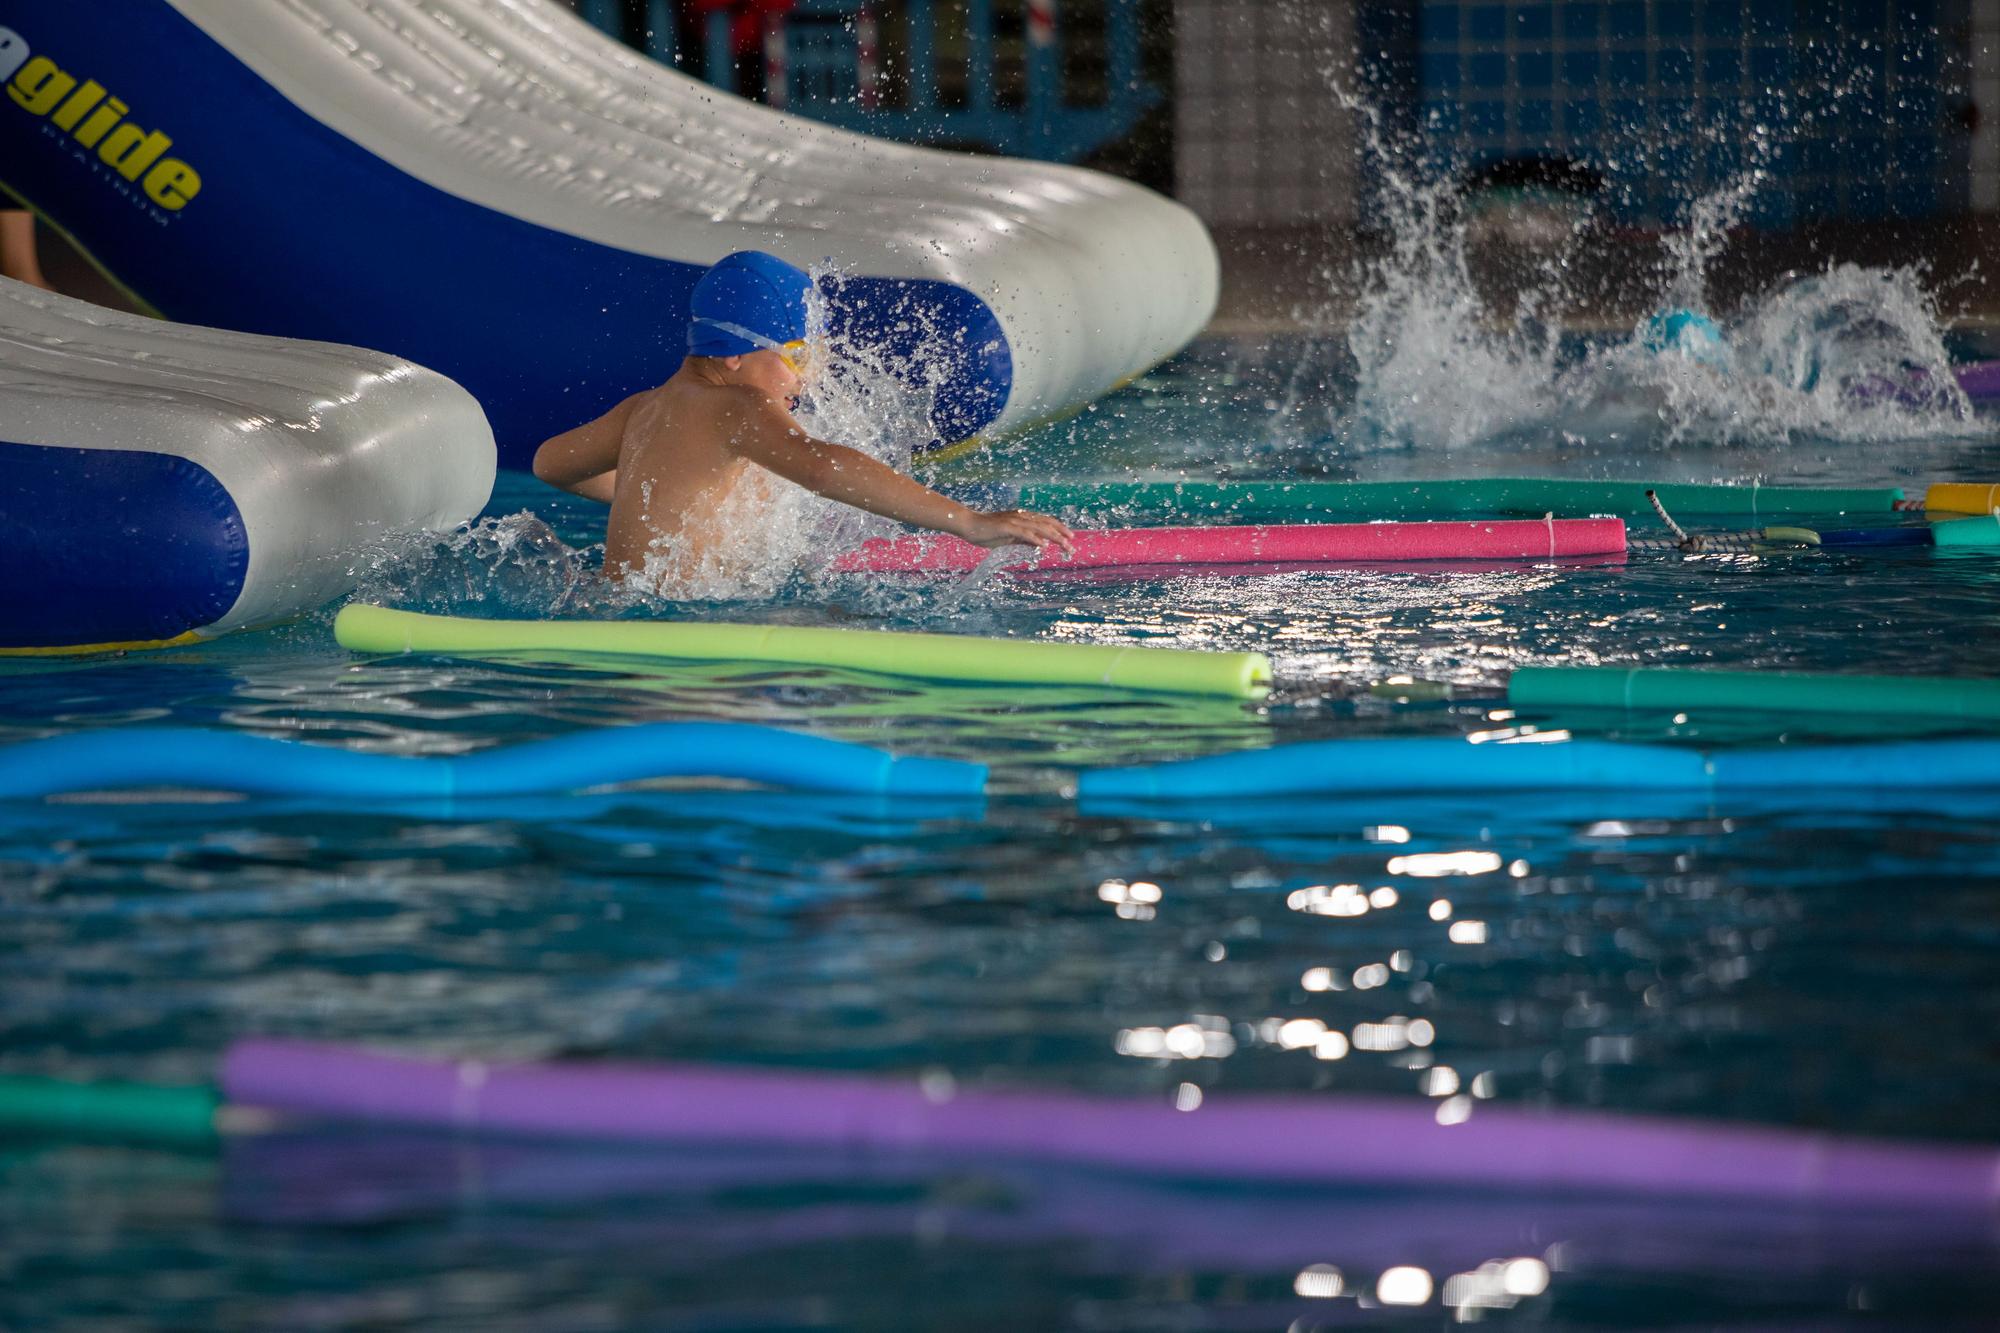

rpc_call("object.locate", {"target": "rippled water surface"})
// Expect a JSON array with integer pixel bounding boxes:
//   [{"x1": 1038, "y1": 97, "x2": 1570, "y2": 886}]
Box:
[{"x1": 6, "y1": 336, "x2": 2000, "y2": 1330}]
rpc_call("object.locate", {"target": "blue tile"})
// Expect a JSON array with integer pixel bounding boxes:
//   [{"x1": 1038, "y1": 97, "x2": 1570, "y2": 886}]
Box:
[
  {"x1": 1799, "y1": 138, "x2": 1841, "y2": 176},
  {"x1": 1422, "y1": 51, "x2": 1462, "y2": 92},
  {"x1": 1749, "y1": 47, "x2": 1789, "y2": 82},
  {"x1": 1699, "y1": 0, "x2": 1743, "y2": 38},
  {"x1": 1840, "y1": 0, "x2": 1885, "y2": 31},
  {"x1": 1609, "y1": 49, "x2": 1648, "y2": 87},
  {"x1": 1513, "y1": 4, "x2": 1554, "y2": 40},
  {"x1": 1467, "y1": 5, "x2": 1507, "y2": 41},
  {"x1": 1517, "y1": 98, "x2": 1555, "y2": 135},
  {"x1": 1607, "y1": 2, "x2": 1649, "y2": 39},
  {"x1": 1565, "y1": 98, "x2": 1601, "y2": 138},
  {"x1": 1701, "y1": 48, "x2": 1741, "y2": 87},
  {"x1": 1518, "y1": 50, "x2": 1554, "y2": 88},
  {"x1": 1658, "y1": 49, "x2": 1694, "y2": 85},
  {"x1": 1607, "y1": 99, "x2": 1647, "y2": 136},
  {"x1": 1559, "y1": 3, "x2": 1601, "y2": 39},
  {"x1": 1468, "y1": 51, "x2": 1508, "y2": 89},
  {"x1": 1420, "y1": 2, "x2": 1460, "y2": 39},
  {"x1": 1562, "y1": 51, "x2": 1600, "y2": 86},
  {"x1": 1422, "y1": 100, "x2": 1463, "y2": 135},
  {"x1": 1466, "y1": 100, "x2": 1507, "y2": 138},
  {"x1": 1656, "y1": 1, "x2": 1695, "y2": 37},
  {"x1": 1702, "y1": 142, "x2": 1742, "y2": 179},
  {"x1": 1898, "y1": 177, "x2": 1939, "y2": 216}
]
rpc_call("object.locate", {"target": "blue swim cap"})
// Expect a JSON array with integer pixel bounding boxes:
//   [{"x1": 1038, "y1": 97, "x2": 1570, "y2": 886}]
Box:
[
  {"x1": 1642, "y1": 309, "x2": 1729, "y2": 366},
  {"x1": 687, "y1": 250, "x2": 814, "y2": 357}
]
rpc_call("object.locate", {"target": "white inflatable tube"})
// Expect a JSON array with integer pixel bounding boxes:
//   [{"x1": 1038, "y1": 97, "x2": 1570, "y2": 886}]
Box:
[
  {"x1": 0, "y1": 1, "x2": 1218, "y2": 466},
  {"x1": 0, "y1": 279, "x2": 494, "y2": 652}
]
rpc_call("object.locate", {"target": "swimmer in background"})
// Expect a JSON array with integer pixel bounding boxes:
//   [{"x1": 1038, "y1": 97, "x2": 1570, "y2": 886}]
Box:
[{"x1": 532, "y1": 250, "x2": 1073, "y2": 590}]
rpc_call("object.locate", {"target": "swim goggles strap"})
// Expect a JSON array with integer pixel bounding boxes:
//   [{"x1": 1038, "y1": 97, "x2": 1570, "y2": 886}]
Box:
[{"x1": 691, "y1": 317, "x2": 799, "y2": 355}]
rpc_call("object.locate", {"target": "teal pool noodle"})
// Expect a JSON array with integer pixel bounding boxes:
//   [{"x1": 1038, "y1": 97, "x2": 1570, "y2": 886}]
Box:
[
  {"x1": 1018, "y1": 478, "x2": 1904, "y2": 523},
  {"x1": 0, "y1": 724, "x2": 985, "y2": 800},
  {"x1": 1930, "y1": 515, "x2": 2000, "y2": 548},
  {"x1": 1509, "y1": 668, "x2": 2000, "y2": 720},
  {"x1": 1078, "y1": 736, "x2": 2000, "y2": 800}
]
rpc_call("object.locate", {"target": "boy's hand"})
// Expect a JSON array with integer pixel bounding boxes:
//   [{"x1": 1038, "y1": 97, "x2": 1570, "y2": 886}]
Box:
[{"x1": 955, "y1": 509, "x2": 1077, "y2": 558}]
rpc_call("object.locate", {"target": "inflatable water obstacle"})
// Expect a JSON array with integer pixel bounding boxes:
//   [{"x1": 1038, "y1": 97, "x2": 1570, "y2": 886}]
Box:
[
  {"x1": 0, "y1": 0, "x2": 1217, "y2": 468},
  {"x1": 0, "y1": 279, "x2": 493, "y2": 653}
]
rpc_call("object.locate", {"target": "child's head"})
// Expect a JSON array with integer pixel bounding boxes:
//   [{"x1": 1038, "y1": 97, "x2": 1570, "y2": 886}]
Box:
[{"x1": 687, "y1": 250, "x2": 816, "y2": 394}]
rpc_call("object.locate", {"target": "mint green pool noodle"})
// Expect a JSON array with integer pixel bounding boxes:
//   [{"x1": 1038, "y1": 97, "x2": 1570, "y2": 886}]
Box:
[
  {"x1": 1930, "y1": 515, "x2": 2000, "y2": 548},
  {"x1": 1019, "y1": 479, "x2": 1904, "y2": 522},
  {"x1": 0, "y1": 1075, "x2": 218, "y2": 1144},
  {"x1": 1510, "y1": 668, "x2": 2000, "y2": 720},
  {"x1": 336, "y1": 605, "x2": 1272, "y2": 700}
]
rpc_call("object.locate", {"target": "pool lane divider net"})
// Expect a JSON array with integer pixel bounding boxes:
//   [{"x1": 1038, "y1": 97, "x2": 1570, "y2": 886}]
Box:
[
  {"x1": 336, "y1": 604, "x2": 1273, "y2": 699},
  {"x1": 4, "y1": 1040, "x2": 1993, "y2": 1210}
]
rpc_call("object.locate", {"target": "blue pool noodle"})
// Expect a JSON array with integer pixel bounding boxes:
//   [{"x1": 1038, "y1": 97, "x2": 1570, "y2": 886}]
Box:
[
  {"x1": 1079, "y1": 736, "x2": 2000, "y2": 801},
  {"x1": 0, "y1": 724, "x2": 985, "y2": 801}
]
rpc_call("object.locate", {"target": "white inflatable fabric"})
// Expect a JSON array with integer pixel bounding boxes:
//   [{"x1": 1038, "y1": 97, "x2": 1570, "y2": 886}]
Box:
[
  {"x1": 0, "y1": 0, "x2": 1217, "y2": 466},
  {"x1": 0, "y1": 278, "x2": 494, "y2": 652}
]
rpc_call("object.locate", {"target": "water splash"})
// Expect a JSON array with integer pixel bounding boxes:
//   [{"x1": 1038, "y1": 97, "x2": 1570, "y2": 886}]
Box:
[{"x1": 1333, "y1": 158, "x2": 1969, "y2": 455}]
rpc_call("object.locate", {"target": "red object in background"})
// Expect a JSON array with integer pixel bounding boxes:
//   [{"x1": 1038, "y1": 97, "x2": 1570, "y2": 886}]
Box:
[{"x1": 691, "y1": 0, "x2": 796, "y2": 59}]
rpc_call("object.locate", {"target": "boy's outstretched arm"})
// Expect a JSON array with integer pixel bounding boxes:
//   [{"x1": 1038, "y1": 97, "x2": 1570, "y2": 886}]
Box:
[
  {"x1": 727, "y1": 397, "x2": 1075, "y2": 554},
  {"x1": 532, "y1": 392, "x2": 644, "y2": 503}
]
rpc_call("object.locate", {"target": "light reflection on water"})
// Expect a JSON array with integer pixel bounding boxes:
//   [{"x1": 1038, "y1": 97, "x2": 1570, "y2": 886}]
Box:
[{"x1": 2, "y1": 341, "x2": 2000, "y2": 1326}]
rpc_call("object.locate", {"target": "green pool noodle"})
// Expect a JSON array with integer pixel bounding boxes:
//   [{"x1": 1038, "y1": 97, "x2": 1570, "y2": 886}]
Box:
[
  {"x1": 1930, "y1": 515, "x2": 2000, "y2": 548},
  {"x1": 336, "y1": 605, "x2": 1272, "y2": 700},
  {"x1": 0, "y1": 1075, "x2": 218, "y2": 1144},
  {"x1": 1018, "y1": 479, "x2": 1904, "y2": 523},
  {"x1": 1509, "y1": 667, "x2": 2000, "y2": 721}
]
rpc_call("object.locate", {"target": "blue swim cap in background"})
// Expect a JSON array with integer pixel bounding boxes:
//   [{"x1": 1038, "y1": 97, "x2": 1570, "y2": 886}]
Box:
[
  {"x1": 1641, "y1": 308, "x2": 1730, "y2": 367},
  {"x1": 687, "y1": 250, "x2": 814, "y2": 357}
]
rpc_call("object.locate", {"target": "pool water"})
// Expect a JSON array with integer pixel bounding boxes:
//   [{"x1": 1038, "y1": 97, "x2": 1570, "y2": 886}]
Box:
[{"x1": 5, "y1": 333, "x2": 2000, "y2": 1329}]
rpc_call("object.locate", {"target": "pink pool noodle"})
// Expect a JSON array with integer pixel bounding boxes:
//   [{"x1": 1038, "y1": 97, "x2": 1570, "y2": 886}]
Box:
[
  {"x1": 222, "y1": 1039, "x2": 1999, "y2": 1210},
  {"x1": 830, "y1": 518, "x2": 1628, "y2": 574}
]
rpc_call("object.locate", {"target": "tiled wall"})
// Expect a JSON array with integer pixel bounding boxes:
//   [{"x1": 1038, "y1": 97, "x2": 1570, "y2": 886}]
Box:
[
  {"x1": 1409, "y1": 1, "x2": 1975, "y2": 226},
  {"x1": 1173, "y1": 0, "x2": 1357, "y2": 225},
  {"x1": 1975, "y1": 2, "x2": 1999, "y2": 211}
]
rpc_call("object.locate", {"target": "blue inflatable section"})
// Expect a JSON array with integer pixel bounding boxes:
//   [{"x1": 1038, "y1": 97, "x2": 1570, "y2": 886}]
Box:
[
  {"x1": 1079, "y1": 736, "x2": 2000, "y2": 801},
  {"x1": 0, "y1": 722, "x2": 987, "y2": 800},
  {"x1": 0, "y1": 441, "x2": 246, "y2": 649},
  {"x1": 0, "y1": 3, "x2": 1010, "y2": 468}
]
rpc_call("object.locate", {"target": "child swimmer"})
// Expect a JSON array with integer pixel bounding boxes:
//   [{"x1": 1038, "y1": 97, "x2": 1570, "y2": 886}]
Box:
[{"x1": 533, "y1": 250, "x2": 1073, "y2": 590}]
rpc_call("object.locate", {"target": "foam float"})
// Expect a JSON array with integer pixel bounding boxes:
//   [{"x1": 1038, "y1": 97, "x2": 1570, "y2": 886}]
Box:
[
  {"x1": 0, "y1": 721, "x2": 984, "y2": 800},
  {"x1": 0, "y1": 1, "x2": 1216, "y2": 467},
  {"x1": 334, "y1": 603, "x2": 1272, "y2": 698},
  {"x1": 1509, "y1": 667, "x2": 2000, "y2": 720},
  {"x1": 0, "y1": 279, "x2": 492, "y2": 653},
  {"x1": 1016, "y1": 478, "x2": 1906, "y2": 524},
  {"x1": 1080, "y1": 735, "x2": 2000, "y2": 800},
  {"x1": 189, "y1": 1038, "x2": 1999, "y2": 1209},
  {"x1": 834, "y1": 517, "x2": 1628, "y2": 573}
]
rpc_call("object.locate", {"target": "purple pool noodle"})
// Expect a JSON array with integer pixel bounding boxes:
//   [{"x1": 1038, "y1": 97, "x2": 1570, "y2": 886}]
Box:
[
  {"x1": 221, "y1": 1040, "x2": 2000, "y2": 1211},
  {"x1": 1957, "y1": 360, "x2": 2000, "y2": 401},
  {"x1": 219, "y1": 1134, "x2": 1999, "y2": 1278}
]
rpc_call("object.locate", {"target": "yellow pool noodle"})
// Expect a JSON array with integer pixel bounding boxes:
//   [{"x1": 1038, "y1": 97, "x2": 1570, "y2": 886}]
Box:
[
  {"x1": 334, "y1": 605, "x2": 1272, "y2": 700},
  {"x1": 1924, "y1": 483, "x2": 2000, "y2": 515}
]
